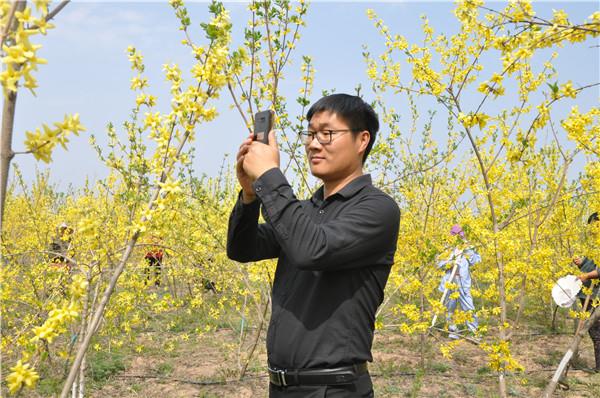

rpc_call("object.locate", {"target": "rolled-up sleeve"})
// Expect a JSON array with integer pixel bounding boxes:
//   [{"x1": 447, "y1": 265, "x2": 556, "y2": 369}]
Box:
[{"x1": 253, "y1": 168, "x2": 400, "y2": 271}]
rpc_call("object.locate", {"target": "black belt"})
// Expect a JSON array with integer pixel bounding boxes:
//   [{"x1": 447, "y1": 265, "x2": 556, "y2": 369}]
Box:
[{"x1": 268, "y1": 362, "x2": 368, "y2": 387}]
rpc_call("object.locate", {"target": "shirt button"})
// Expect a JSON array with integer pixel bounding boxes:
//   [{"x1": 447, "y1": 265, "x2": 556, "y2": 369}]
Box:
[
  {"x1": 256, "y1": 186, "x2": 262, "y2": 192},
  {"x1": 319, "y1": 210, "x2": 324, "y2": 214}
]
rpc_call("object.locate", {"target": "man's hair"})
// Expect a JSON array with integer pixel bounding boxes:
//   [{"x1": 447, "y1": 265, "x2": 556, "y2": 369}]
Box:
[
  {"x1": 306, "y1": 94, "x2": 379, "y2": 163},
  {"x1": 588, "y1": 212, "x2": 599, "y2": 224}
]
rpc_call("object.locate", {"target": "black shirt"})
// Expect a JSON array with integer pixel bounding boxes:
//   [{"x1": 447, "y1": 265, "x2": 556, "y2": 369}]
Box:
[{"x1": 227, "y1": 168, "x2": 400, "y2": 369}]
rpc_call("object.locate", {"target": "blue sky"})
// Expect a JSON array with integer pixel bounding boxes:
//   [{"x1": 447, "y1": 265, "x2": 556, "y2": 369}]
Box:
[{"x1": 11, "y1": 0, "x2": 600, "y2": 191}]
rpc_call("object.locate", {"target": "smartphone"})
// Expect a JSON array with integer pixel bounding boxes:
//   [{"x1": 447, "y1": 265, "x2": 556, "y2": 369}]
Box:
[{"x1": 253, "y1": 110, "x2": 274, "y2": 144}]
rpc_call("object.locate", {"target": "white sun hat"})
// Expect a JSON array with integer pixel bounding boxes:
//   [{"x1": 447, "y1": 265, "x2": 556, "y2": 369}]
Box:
[{"x1": 552, "y1": 275, "x2": 583, "y2": 308}]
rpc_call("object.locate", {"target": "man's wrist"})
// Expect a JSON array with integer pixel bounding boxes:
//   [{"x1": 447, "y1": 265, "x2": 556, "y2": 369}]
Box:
[
  {"x1": 255, "y1": 165, "x2": 279, "y2": 181},
  {"x1": 241, "y1": 191, "x2": 257, "y2": 204}
]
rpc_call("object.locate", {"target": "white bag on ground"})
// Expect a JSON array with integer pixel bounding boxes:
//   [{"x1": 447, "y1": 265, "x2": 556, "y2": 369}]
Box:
[{"x1": 552, "y1": 275, "x2": 582, "y2": 308}]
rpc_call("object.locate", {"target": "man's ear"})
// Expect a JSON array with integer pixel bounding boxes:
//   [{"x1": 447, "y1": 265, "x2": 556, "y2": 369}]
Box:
[{"x1": 358, "y1": 130, "x2": 370, "y2": 154}]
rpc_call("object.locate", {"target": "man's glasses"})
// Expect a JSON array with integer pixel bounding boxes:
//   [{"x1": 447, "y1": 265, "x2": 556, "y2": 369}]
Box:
[{"x1": 298, "y1": 129, "x2": 358, "y2": 145}]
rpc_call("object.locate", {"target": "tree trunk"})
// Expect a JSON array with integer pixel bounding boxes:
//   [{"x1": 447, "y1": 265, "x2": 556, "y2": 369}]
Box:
[
  {"x1": 60, "y1": 232, "x2": 140, "y2": 398},
  {"x1": 0, "y1": 78, "x2": 18, "y2": 232},
  {"x1": 77, "y1": 353, "x2": 86, "y2": 398},
  {"x1": 419, "y1": 287, "x2": 425, "y2": 369},
  {"x1": 543, "y1": 307, "x2": 600, "y2": 397},
  {"x1": 239, "y1": 294, "x2": 269, "y2": 380},
  {"x1": 496, "y1": 248, "x2": 508, "y2": 398},
  {"x1": 0, "y1": 0, "x2": 25, "y2": 233}
]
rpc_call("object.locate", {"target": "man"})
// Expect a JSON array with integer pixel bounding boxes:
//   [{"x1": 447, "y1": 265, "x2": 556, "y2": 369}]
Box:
[
  {"x1": 437, "y1": 224, "x2": 481, "y2": 339},
  {"x1": 573, "y1": 212, "x2": 600, "y2": 372},
  {"x1": 227, "y1": 94, "x2": 400, "y2": 397}
]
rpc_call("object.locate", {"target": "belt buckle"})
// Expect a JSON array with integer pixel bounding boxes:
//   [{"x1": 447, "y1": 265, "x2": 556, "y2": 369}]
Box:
[
  {"x1": 269, "y1": 367, "x2": 287, "y2": 387},
  {"x1": 277, "y1": 370, "x2": 287, "y2": 387}
]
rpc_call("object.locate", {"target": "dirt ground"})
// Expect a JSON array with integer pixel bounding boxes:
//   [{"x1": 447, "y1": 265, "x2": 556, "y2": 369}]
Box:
[{"x1": 85, "y1": 327, "x2": 600, "y2": 398}]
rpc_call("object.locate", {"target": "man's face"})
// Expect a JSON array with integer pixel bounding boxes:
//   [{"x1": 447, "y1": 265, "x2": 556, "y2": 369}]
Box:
[{"x1": 305, "y1": 111, "x2": 369, "y2": 181}]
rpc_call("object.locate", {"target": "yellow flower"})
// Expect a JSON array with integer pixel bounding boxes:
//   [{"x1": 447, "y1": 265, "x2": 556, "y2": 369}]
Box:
[
  {"x1": 34, "y1": 17, "x2": 55, "y2": 35},
  {"x1": 15, "y1": 7, "x2": 34, "y2": 24},
  {"x1": 158, "y1": 178, "x2": 182, "y2": 195},
  {"x1": 130, "y1": 76, "x2": 149, "y2": 90},
  {"x1": 69, "y1": 275, "x2": 89, "y2": 298},
  {"x1": 458, "y1": 112, "x2": 489, "y2": 129},
  {"x1": 552, "y1": 9, "x2": 569, "y2": 26},
  {"x1": 0, "y1": 64, "x2": 20, "y2": 91},
  {"x1": 2, "y1": 43, "x2": 32, "y2": 64},
  {"x1": 6, "y1": 360, "x2": 39, "y2": 394},
  {"x1": 559, "y1": 81, "x2": 577, "y2": 98}
]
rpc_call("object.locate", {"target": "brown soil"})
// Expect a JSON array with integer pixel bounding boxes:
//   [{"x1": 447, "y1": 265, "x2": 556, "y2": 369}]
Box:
[{"x1": 84, "y1": 328, "x2": 600, "y2": 398}]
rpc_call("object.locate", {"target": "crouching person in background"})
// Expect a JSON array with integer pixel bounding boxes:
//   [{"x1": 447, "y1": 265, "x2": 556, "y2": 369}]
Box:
[{"x1": 144, "y1": 236, "x2": 164, "y2": 287}]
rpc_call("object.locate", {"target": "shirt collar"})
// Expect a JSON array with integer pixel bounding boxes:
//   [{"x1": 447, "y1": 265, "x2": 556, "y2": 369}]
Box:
[{"x1": 311, "y1": 174, "x2": 372, "y2": 205}]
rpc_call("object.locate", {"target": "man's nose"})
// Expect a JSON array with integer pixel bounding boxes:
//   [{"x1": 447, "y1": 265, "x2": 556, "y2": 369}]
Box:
[{"x1": 307, "y1": 135, "x2": 323, "y2": 150}]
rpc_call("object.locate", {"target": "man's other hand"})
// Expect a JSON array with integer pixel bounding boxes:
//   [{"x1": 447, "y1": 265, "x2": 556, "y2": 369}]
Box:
[
  {"x1": 243, "y1": 130, "x2": 280, "y2": 180},
  {"x1": 236, "y1": 133, "x2": 257, "y2": 203}
]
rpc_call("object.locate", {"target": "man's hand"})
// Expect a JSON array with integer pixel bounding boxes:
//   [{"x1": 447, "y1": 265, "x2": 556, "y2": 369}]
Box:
[
  {"x1": 243, "y1": 130, "x2": 280, "y2": 180},
  {"x1": 236, "y1": 133, "x2": 257, "y2": 204},
  {"x1": 236, "y1": 131, "x2": 280, "y2": 203},
  {"x1": 578, "y1": 270, "x2": 600, "y2": 282}
]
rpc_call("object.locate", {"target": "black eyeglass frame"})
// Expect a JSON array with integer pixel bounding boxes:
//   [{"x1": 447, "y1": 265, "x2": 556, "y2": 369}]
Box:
[{"x1": 298, "y1": 129, "x2": 362, "y2": 145}]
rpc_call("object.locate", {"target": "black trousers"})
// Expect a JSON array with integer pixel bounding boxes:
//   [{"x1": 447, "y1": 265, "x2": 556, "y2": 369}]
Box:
[
  {"x1": 580, "y1": 298, "x2": 600, "y2": 369},
  {"x1": 269, "y1": 372, "x2": 374, "y2": 397}
]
